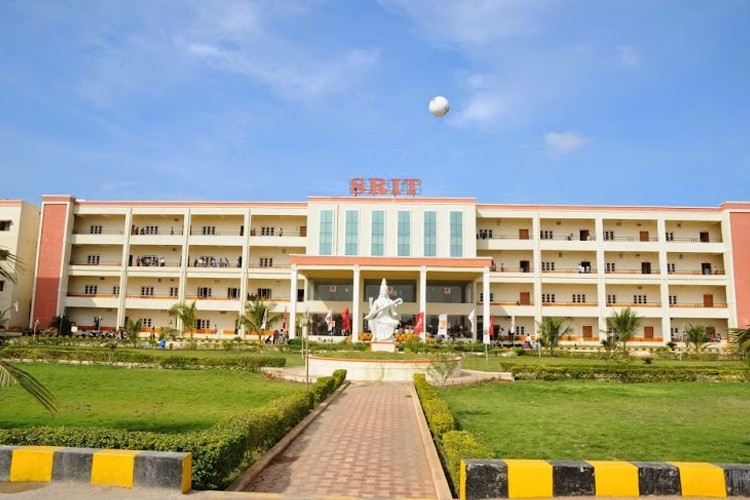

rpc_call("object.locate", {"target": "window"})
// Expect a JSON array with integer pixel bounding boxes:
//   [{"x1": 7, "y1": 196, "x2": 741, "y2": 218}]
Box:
[
  {"x1": 633, "y1": 294, "x2": 647, "y2": 304},
  {"x1": 516, "y1": 326, "x2": 526, "y2": 335},
  {"x1": 0, "y1": 220, "x2": 11, "y2": 231},
  {"x1": 169, "y1": 287, "x2": 179, "y2": 297},
  {"x1": 541, "y1": 262, "x2": 555, "y2": 272},
  {"x1": 665, "y1": 232, "x2": 674, "y2": 241},
  {"x1": 0, "y1": 281, "x2": 4, "y2": 292},
  {"x1": 605, "y1": 262, "x2": 616, "y2": 273},
  {"x1": 424, "y1": 211, "x2": 437, "y2": 257},
  {"x1": 89, "y1": 225, "x2": 102, "y2": 234},
  {"x1": 112, "y1": 285, "x2": 120, "y2": 296},
  {"x1": 227, "y1": 287, "x2": 240, "y2": 299},
  {"x1": 197, "y1": 287, "x2": 212, "y2": 298},
  {"x1": 84, "y1": 285, "x2": 98, "y2": 295},
  {"x1": 606, "y1": 294, "x2": 616, "y2": 305},
  {"x1": 604, "y1": 230, "x2": 614, "y2": 241},
  {"x1": 671, "y1": 327, "x2": 680, "y2": 336},
  {"x1": 87, "y1": 255, "x2": 101, "y2": 265},
  {"x1": 319, "y1": 210, "x2": 333, "y2": 255},
  {"x1": 540, "y1": 230, "x2": 554, "y2": 240},
  {"x1": 667, "y1": 263, "x2": 676, "y2": 274},
  {"x1": 345, "y1": 210, "x2": 358, "y2": 256},
  {"x1": 261, "y1": 226, "x2": 275, "y2": 236},
  {"x1": 202, "y1": 226, "x2": 216, "y2": 235},
  {"x1": 143, "y1": 225, "x2": 159, "y2": 235},
  {"x1": 371, "y1": 210, "x2": 385, "y2": 256},
  {"x1": 257, "y1": 288, "x2": 272, "y2": 299},
  {"x1": 669, "y1": 295, "x2": 677, "y2": 306},
  {"x1": 397, "y1": 211, "x2": 410, "y2": 256},
  {"x1": 542, "y1": 293, "x2": 556, "y2": 304},
  {"x1": 259, "y1": 257, "x2": 273, "y2": 268},
  {"x1": 479, "y1": 292, "x2": 494, "y2": 302},
  {"x1": 572, "y1": 294, "x2": 586, "y2": 303},
  {"x1": 477, "y1": 229, "x2": 493, "y2": 239},
  {"x1": 141, "y1": 286, "x2": 154, "y2": 296},
  {"x1": 196, "y1": 319, "x2": 211, "y2": 330},
  {"x1": 140, "y1": 318, "x2": 152, "y2": 327},
  {"x1": 450, "y1": 211, "x2": 463, "y2": 257}
]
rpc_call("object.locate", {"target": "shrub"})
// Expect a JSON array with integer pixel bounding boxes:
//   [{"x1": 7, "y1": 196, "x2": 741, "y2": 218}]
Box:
[{"x1": 440, "y1": 430, "x2": 494, "y2": 492}]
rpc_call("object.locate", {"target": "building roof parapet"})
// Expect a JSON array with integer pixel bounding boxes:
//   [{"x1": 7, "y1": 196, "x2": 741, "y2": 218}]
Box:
[{"x1": 291, "y1": 255, "x2": 491, "y2": 268}]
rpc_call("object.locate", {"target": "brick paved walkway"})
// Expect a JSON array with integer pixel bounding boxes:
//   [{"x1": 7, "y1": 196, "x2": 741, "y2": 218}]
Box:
[{"x1": 244, "y1": 383, "x2": 441, "y2": 499}]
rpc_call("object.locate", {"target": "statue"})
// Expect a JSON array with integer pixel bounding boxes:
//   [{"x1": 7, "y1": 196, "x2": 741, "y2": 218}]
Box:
[{"x1": 364, "y1": 279, "x2": 403, "y2": 342}]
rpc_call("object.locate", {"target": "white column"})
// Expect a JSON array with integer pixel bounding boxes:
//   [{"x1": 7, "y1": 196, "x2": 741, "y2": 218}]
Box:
[
  {"x1": 352, "y1": 265, "x2": 361, "y2": 342},
  {"x1": 483, "y1": 268, "x2": 491, "y2": 340},
  {"x1": 289, "y1": 264, "x2": 298, "y2": 339},
  {"x1": 419, "y1": 265, "x2": 427, "y2": 324}
]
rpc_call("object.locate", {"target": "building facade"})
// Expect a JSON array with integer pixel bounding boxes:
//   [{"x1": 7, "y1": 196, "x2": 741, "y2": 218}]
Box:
[
  {"x1": 0, "y1": 200, "x2": 40, "y2": 330},
  {"x1": 26, "y1": 193, "x2": 750, "y2": 345}
]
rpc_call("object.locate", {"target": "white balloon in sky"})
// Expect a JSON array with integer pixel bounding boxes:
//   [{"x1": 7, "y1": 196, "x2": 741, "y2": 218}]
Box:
[{"x1": 429, "y1": 96, "x2": 450, "y2": 117}]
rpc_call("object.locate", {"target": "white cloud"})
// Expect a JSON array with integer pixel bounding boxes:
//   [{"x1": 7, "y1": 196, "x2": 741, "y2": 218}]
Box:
[
  {"x1": 452, "y1": 93, "x2": 511, "y2": 127},
  {"x1": 380, "y1": 0, "x2": 551, "y2": 47},
  {"x1": 544, "y1": 132, "x2": 585, "y2": 154},
  {"x1": 619, "y1": 44, "x2": 639, "y2": 68}
]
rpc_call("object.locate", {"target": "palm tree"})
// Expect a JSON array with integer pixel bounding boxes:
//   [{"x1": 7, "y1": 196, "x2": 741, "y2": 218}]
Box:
[
  {"x1": 123, "y1": 318, "x2": 143, "y2": 347},
  {"x1": 536, "y1": 316, "x2": 573, "y2": 355},
  {"x1": 728, "y1": 326, "x2": 750, "y2": 364},
  {"x1": 683, "y1": 324, "x2": 710, "y2": 352},
  {"x1": 168, "y1": 301, "x2": 198, "y2": 341},
  {"x1": 240, "y1": 298, "x2": 280, "y2": 342},
  {"x1": 606, "y1": 307, "x2": 642, "y2": 353},
  {"x1": 0, "y1": 248, "x2": 57, "y2": 415},
  {"x1": 0, "y1": 247, "x2": 22, "y2": 282}
]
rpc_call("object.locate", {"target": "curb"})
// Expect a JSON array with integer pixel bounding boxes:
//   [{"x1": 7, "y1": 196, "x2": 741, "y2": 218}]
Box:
[
  {"x1": 0, "y1": 445, "x2": 190, "y2": 493},
  {"x1": 461, "y1": 459, "x2": 750, "y2": 499},
  {"x1": 225, "y1": 381, "x2": 351, "y2": 491}
]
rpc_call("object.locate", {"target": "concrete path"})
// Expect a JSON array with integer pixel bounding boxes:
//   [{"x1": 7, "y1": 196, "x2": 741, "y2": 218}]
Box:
[{"x1": 242, "y1": 382, "x2": 451, "y2": 499}]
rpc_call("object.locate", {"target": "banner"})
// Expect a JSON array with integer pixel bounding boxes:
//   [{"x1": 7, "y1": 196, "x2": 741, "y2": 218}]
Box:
[
  {"x1": 414, "y1": 312, "x2": 425, "y2": 342},
  {"x1": 341, "y1": 308, "x2": 351, "y2": 331},
  {"x1": 437, "y1": 313, "x2": 449, "y2": 339},
  {"x1": 325, "y1": 308, "x2": 334, "y2": 332},
  {"x1": 261, "y1": 308, "x2": 268, "y2": 330}
]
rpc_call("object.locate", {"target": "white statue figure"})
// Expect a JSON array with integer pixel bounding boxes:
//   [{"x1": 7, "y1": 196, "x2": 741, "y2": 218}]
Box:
[{"x1": 365, "y1": 278, "x2": 403, "y2": 342}]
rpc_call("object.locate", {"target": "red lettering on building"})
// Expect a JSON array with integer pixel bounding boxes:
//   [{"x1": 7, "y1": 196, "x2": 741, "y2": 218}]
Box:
[{"x1": 349, "y1": 178, "x2": 422, "y2": 197}]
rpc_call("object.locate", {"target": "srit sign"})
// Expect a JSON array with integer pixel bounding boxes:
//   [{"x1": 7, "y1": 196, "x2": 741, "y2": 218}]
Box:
[{"x1": 349, "y1": 178, "x2": 422, "y2": 196}]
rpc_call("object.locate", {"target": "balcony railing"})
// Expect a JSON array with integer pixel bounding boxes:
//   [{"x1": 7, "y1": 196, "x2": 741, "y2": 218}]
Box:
[
  {"x1": 603, "y1": 236, "x2": 659, "y2": 242},
  {"x1": 477, "y1": 233, "x2": 534, "y2": 241},
  {"x1": 668, "y1": 269, "x2": 725, "y2": 276},
  {"x1": 490, "y1": 267, "x2": 534, "y2": 273},
  {"x1": 476, "y1": 300, "x2": 535, "y2": 306},
  {"x1": 605, "y1": 269, "x2": 660, "y2": 275},
  {"x1": 130, "y1": 228, "x2": 184, "y2": 236},
  {"x1": 539, "y1": 235, "x2": 597, "y2": 241},
  {"x1": 70, "y1": 260, "x2": 121, "y2": 266},
  {"x1": 607, "y1": 302, "x2": 662, "y2": 307},
  {"x1": 541, "y1": 302, "x2": 598, "y2": 306},
  {"x1": 67, "y1": 293, "x2": 119, "y2": 298},
  {"x1": 249, "y1": 230, "x2": 306, "y2": 237},
  {"x1": 669, "y1": 302, "x2": 727, "y2": 308},
  {"x1": 248, "y1": 264, "x2": 292, "y2": 269},
  {"x1": 72, "y1": 229, "x2": 125, "y2": 235},
  {"x1": 667, "y1": 237, "x2": 723, "y2": 243},
  {"x1": 126, "y1": 294, "x2": 178, "y2": 299},
  {"x1": 184, "y1": 295, "x2": 239, "y2": 301},
  {"x1": 189, "y1": 259, "x2": 240, "y2": 268},
  {"x1": 541, "y1": 268, "x2": 597, "y2": 274},
  {"x1": 190, "y1": 230, "x2": 245, "y2": 236}
]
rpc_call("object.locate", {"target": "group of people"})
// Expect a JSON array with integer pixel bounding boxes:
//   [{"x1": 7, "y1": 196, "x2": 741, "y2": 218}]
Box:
[
  {"x1": 134, "y1": 256, "x2": 166, "y2": 267},
  {"x1": 264, "y1": 329, "x2": 287, "y2": 344},
  {"x1": 190, "y1": 257, "x2": 238, "y2": 268}
]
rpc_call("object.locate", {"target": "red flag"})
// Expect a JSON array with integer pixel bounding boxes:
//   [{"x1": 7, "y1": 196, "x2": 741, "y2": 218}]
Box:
[
  {"x1": 414, "y1": 312, "x2": 424, "y2": 334},
  {"x1": 341, "y1": 308, "x2": 351, "y2": 331},
  {"x1": 488, "y1": 314, "x2": 495, "y2": 338}
]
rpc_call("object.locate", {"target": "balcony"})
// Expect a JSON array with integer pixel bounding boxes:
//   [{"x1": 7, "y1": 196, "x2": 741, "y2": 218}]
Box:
[
  {"x1": 542, "y1": 301, "x2": 598, "y2": 307},
  {"x1": 605, "y1": 269, "x2": 661, "y2": 275},
  {"x1": 669, "y1": 302, "x2": 727, "y2": 308}
]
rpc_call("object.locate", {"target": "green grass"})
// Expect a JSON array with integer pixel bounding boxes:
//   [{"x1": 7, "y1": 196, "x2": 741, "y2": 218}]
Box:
[
  {"x1": 0, "y1": 363, "x2": 303, "y2": 433},
  {"x1": 441, "y1": 381, "x2": 750, "y2": 463},
  {"x1": 461, "y1": 354, "x2": 747, "y2": 371}
]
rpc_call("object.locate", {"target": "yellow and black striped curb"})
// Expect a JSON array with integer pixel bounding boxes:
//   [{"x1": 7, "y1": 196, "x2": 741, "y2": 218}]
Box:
[
  {"x1": 460, "y1": 459, "x2": 750, "y2": 499},
  {"x1": 0, "y1": 445, "x2": 191, "y2": 493}
]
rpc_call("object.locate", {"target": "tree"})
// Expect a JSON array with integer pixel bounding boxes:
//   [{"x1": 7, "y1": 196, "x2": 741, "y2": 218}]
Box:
[
  {"x1": 168, "y1": 301, "x2": 198, "y2": 341},
  {"x1": 50, "y1": 315, "x2": 74, "y2": 336},
  {"x1": 683, "y1": 324, "x2": 710, "y2": 352},
  {"x1": 240, "y1": 298, "x2": 280, "y2": 342},
  {"x1": 606, "y1": 308, "x2": 642, "y2": 352},
  {"x1": 123, "y1": 318, "x2": 143, "y2": 347},
  {"x1": 536, "y1": 316, "x2": 573, "y2": 355},
  {"x1": 0, "y1": 247, "x2": 22, "y2": 283},
  {"x1": 0, "y1": 308, "x2": 8, "y2": 330},
  {"x1": 728, "y1": 326, "x2": 750, "y2": 364}
]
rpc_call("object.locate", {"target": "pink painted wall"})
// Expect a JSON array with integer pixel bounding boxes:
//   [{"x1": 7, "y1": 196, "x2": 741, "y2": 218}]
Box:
[
  {"x1": 730, "y1": 211, "x2": 750, "y2": 327},
  {"x1": 31, "y1": 203, "x2": 68, "y2": 328}
]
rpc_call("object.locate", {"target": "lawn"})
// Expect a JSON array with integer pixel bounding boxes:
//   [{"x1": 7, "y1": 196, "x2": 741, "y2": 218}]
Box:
[
  {"x1": 441, "y1": 381, "x2": 750, "y2": 463},
  {"x1": 0, "y1": 363, "x2": 304, "y2": 433}
]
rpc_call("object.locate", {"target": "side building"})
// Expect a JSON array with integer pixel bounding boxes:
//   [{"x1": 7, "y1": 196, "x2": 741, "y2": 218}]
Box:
[
  {"x1": 0, "y1": 200, "x2": 41, "y2": 330},
  {"x1": 29, "y1": 194, "x2": 750, "y2": 345}
]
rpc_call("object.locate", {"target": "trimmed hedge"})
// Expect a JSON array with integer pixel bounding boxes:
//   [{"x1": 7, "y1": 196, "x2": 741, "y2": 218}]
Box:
[
  {"x1": 0, "y1": 346, "x2": 286, "y2": 372},
  {"x1": 0, "y1": 369, "x2": 347, "y2": 489},
  {"x1": 509, "y1": 365, "x2": 750, "y2": 382},
  {"x1": 413, "y1": 373, "x2": 492, "y2": 493}
]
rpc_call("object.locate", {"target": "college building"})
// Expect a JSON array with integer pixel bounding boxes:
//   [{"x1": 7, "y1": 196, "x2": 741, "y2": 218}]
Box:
[{"x1": 5, "y1": 182, "x2": 750, "y2": 345}]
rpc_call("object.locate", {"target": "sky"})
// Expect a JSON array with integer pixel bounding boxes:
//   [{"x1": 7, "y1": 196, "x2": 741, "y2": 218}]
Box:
[{"x1": 1, "y1": 0, "x2": 749, "y2": 207}]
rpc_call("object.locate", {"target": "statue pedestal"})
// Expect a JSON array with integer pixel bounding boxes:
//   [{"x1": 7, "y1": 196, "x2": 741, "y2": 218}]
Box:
[{"x1": 371, "y1": 341, "x2": 397, "y2": 353}]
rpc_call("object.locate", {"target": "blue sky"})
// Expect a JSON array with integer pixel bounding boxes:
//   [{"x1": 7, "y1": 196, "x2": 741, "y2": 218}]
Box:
[{"x1": 1, "y1": 1, "x2": 748, "y2": 206}]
